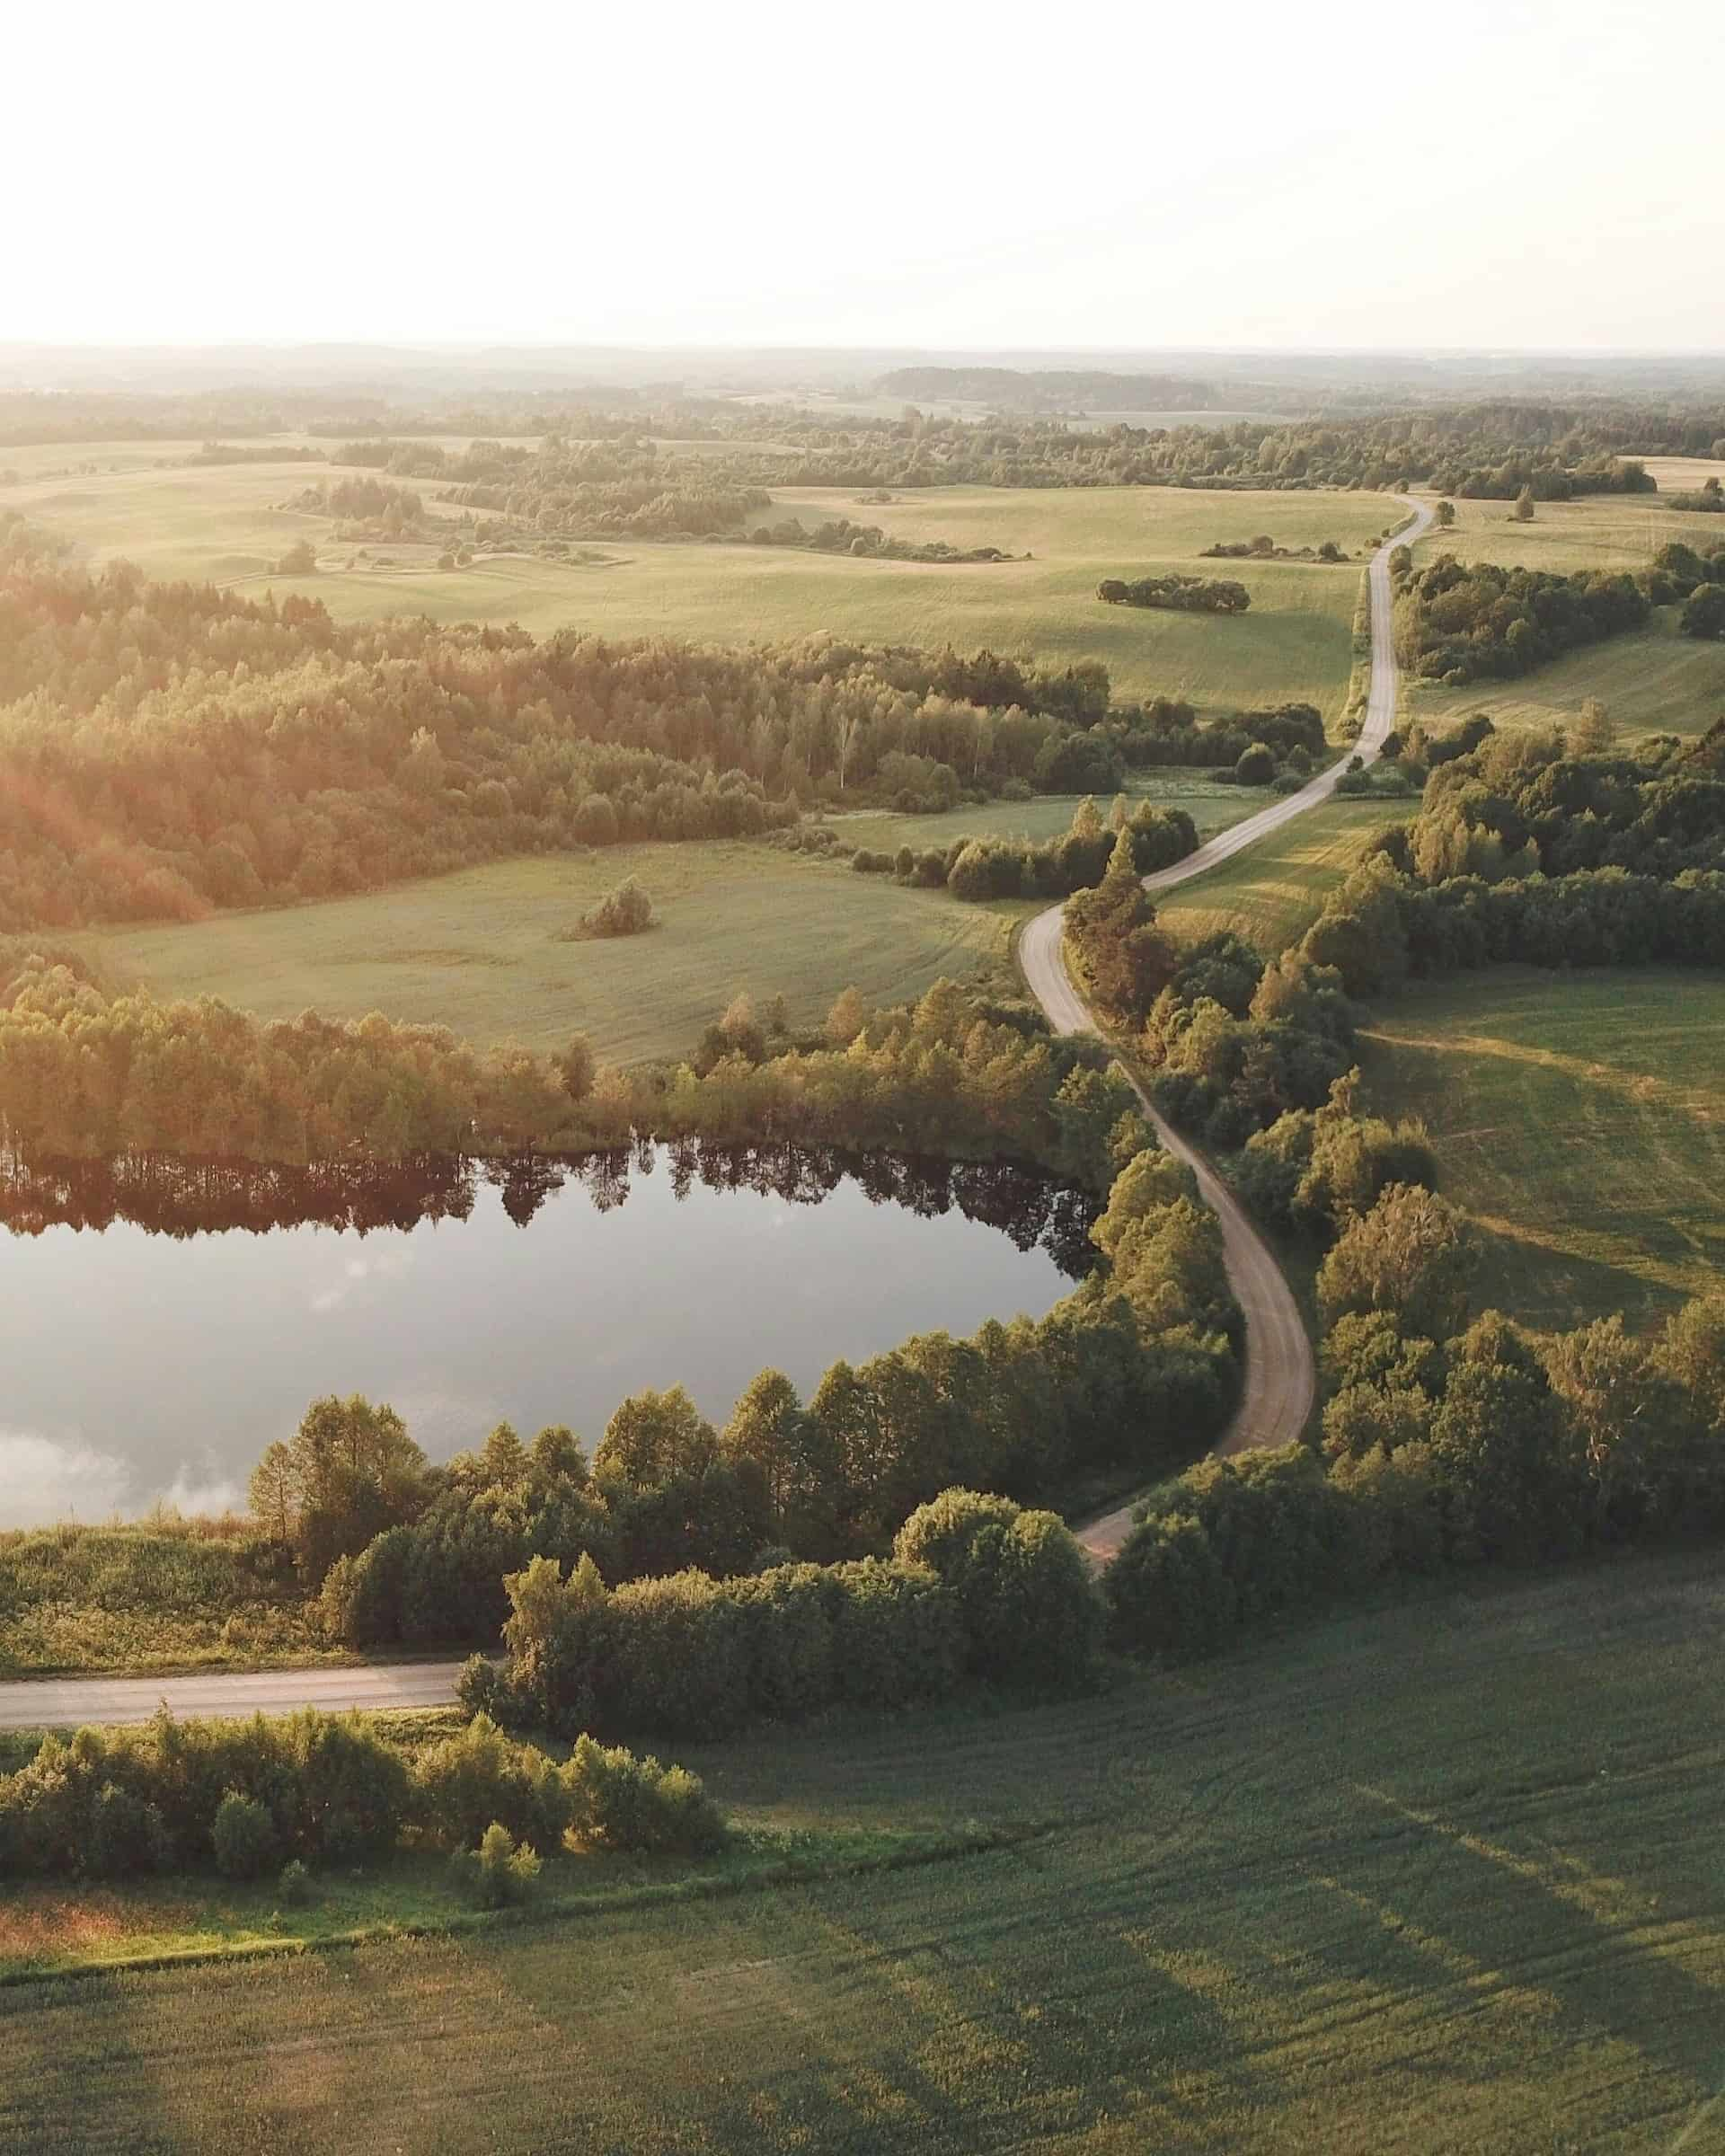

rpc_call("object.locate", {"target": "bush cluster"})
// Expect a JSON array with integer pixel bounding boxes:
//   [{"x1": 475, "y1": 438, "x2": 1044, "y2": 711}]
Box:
[
  {"x1": 1098, "y1": 574, "x2": 1251, "y2": 614},
  {"x1": 465, "y1": 1488, "x2": 1102, "y2": 1742},
  {"x1": 0, "y1": 1706, "x2": 721, "y2": 1881}
]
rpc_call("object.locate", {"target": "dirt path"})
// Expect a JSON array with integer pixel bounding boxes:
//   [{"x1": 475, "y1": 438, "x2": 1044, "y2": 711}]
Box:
[{"x1": 1023, "y1": 499, "x2": 1433, "y2": 1561}]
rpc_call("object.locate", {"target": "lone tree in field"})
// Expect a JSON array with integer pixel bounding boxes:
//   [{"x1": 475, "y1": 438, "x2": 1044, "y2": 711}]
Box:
[
  {"x1": 276, "y1": 537, "x2": 317, "y2": 573},
  {"x1": 1572, "y1": 697, "x2": 1616, "y2": 754},
  {"x1": 1512, "y1": 486, "x2": 1536, "y2": 523},
  {"x1": 1434, "y1": 499, "x2": 1456, "y2": 528}
]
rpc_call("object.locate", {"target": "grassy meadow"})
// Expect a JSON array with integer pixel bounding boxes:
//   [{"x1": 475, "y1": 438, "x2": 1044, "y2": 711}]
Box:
[
  {"x1": 828, "y1": 769, "x2": 1263, "y2": 856},
  {"x1": 4, "y1": 1549, "x2": 1723, "y2": 2150},
  {"x1": 1409, "y1": 478, "x2": 1724, "y2": 578},
  {"x1": 75, "y1": 841, "x2": 1033, "y2": 1061},
  {"x1": 1405, "y1": 606, "x2": 1725, "y2": 745},
  {"x1": 1358, "y1": 968, "x2": 1725, "y2": 1330},
  {"x1": 73, "y1": 777, "x2": 1278, "y2": 1056}
]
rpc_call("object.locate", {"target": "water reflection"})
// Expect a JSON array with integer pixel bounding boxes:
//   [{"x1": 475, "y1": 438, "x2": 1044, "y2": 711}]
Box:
[
  {"x1": 0, "y1": 1143, "x2": 1100, "y2": 1276},
  {"x1": 0, "y1": 1143, "x2": 1097, "y2": 1522}
]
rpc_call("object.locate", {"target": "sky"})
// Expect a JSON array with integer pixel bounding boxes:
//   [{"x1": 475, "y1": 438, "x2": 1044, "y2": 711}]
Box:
[{"x1": 6, "y1": 0, "x2": 1722, "y2": 354}]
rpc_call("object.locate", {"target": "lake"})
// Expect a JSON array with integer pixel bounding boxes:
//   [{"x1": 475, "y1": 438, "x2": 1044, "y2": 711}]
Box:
[{"x1": 0, "y1": 1144, "x2": 1096, "y2": 1527}]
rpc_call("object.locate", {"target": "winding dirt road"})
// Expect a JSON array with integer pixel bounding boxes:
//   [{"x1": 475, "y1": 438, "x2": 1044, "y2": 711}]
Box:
[
  {"x1": 1024, "y1": 499, "x2": 1432, "y2": 1560},
  {"x1": 0, "y1": 505, "x2": 1430, "y2": 1727}
]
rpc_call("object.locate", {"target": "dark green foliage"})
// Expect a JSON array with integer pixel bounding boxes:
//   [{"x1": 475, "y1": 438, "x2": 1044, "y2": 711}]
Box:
[
  {"x1": 0, "y1": 519, "x2": 1132, "y2": 932},
  {"x1": 892, "y1": 1489, "x2": 1103, "y2": 1690},
  {"x1": 1392, "y1": 553, "x2": 1650, "y2": 685},
  {"x1": 1098, "y1": 574, "x2": 1250, "y2": 614},
  {"x1": 0, "y1": 1709, "x2": 411, "y2": 1878},
  {"x1": 1233, "y1": 742, "x2": 1277, "y2": 786},
  {"x1": 1065, "y1": 833, "x2": 1180, "y2": 1019},
  {"x1": 455, "y1": 1821, "x2": 543, "y2": 1908},
  {"x1": 1140, "y1": 941, "x2": 1358, "y2": 1151},
  {"x1": 211, "y1": 1790, "x2": 279, "y2": 1879},
  {"x1": 1682, "y1": 583, "x2": 1725, "y2": 639},
  {"x1": 0, "y1": 1706, "x2": 721, "y2": 1882}
]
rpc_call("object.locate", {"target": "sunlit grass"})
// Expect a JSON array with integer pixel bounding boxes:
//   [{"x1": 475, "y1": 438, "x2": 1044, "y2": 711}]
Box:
[
  {"x1": 1358, "y1": 967, "x2": 1725, "y2": 1328},
  {"x1": 4, "y1": 1550, "x2": 1722, "y2": 2150}
]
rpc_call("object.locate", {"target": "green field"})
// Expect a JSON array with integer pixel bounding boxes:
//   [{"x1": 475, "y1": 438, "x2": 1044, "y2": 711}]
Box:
[
  {"x1": 1406, "y1": 607, "x2": 1725, "y2": 745},
  {"x1": 76, "y1": 842, "x2": 1027, "y2": 1060},
  {"x1": 1153, "y1": 796, "x2": 1408, "y2": 957},
  {"x1": 1358, "y1": 968, "x2": 1725, "y2": 1330},
  {"x1": 4, "y1": 449, "x2": 1400, "y2": 720},
  {"x1": 4, "y1": 1550, "x2": 1723, "y2": 2151},
  {"x1": 1410, "y1": 481, "x2": 1724, "y2": 578}
]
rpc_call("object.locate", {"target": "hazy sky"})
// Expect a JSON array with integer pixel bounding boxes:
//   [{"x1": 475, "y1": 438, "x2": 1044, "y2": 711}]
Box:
[{"x1": 9, "y1": 0, "x2": 1721, "y2": 352}]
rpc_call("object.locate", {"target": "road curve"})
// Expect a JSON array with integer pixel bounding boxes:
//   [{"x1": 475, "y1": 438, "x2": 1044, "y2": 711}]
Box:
[
  {"x1": 0, "y1": 505, "x2": 1431, "y2": 1728},
  {"x1": 1027, "y1": 499, "x2": 1433, "y2": 1561}
]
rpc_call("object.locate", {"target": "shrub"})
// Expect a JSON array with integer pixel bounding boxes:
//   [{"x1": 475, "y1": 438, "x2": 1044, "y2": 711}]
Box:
[
  {"x1": 581, "y1": 877, "x2": 654, "y2": 937},
  {"x1": 414, "y1": 1713, "x2": 564, "y2": 1851},
  {"x1": 893, "y1": 1489, "x2": 1102, "y2": 1690},
  {"x1": 1234, "y1": 742, "x2": 1277, "y2": 786},
  {"x1": 212, "y1": 1789, "x2": 279, "y2": 1879},
  {"x1": 278, "y1": 1857, "x2": 313, "y2": 1905},
  {"x1": 456, "y1": 1820, "x2": 542, "y2": 1908},
  {"x1": 564, "y1": 1736, "x2": 727, "y2": 1856}
]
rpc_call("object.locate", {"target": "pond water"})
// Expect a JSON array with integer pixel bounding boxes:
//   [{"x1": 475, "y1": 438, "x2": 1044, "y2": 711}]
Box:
[{"x1": 0, "y1": 1144, "x2": 1095, "y2": 1527}]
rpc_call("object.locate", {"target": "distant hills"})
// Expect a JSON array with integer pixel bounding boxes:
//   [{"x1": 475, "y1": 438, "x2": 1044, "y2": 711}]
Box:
[{"x1": 875, "y1": 367, "x2": 1216, "y2": 410}]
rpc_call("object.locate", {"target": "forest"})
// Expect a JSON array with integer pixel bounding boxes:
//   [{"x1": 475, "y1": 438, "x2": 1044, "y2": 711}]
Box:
[{"x1": 0, "y1": 517, "x2": 1119, "y2": 929}]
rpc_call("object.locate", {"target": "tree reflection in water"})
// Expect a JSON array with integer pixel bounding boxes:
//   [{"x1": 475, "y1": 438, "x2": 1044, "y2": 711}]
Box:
[{"x1": 0, "y1": 1142, "x2": 1100, "y2": 1277}]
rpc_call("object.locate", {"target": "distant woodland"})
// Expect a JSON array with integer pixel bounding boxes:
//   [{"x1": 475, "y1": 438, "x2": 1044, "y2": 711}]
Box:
[{"x1": 0, "y1": 517, "x2": 1119, "y2": 928}]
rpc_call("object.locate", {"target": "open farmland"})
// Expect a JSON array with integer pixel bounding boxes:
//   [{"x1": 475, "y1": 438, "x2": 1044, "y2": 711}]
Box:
[
  {"x1": 3, "y1": 1549, "x2": 1722, "y2": 2152},
  {"x1": 4, "y1": 448, "x2": 1401, "y2": 720},
  {"x1": 74, "y1": 841, "x2": 1026, "y2": 1061},
  {"x1": 1358, "y1": 968, "x2": 1725, "y2": 1330}
]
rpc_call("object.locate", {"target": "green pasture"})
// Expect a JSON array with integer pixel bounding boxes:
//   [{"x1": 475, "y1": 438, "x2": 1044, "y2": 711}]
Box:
[
  {"x1": 75, "y1": 842, "x2": 1023, "y2": 1062},
  {"x1": 1406, "y1": 607, "x2": 1725, "y2": 745},
  {"x1": 1358, "y1": 968, "x2": 1725, "y2": 1331}
]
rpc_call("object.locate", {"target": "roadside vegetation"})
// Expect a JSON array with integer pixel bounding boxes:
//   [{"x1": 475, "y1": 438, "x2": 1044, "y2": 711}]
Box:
[{"x1": 4, "y1": 1548, "x2": 1722, "y2": 2152}]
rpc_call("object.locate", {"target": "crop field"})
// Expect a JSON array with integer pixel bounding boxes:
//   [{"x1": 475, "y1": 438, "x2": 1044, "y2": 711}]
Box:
[
  {"x1": 1405, "y1": 606, "x2": 1725, "y2": 744},
  {"x1": 1151, "y1": 795, "x2": 1407, "y2": 958},
  {"x1": 1358, "y1": 968, "x2": 1725, "y2": 1331},
  {"x1": 75, "y1": 841, "x2": 1026, "y2": 1061},
  {"x1": 3, "y1": 1549, "x2": 1722, "y2": 2151},
  {"x1": 4, "y1": 449, "x2": 1400, "y2": 720}
]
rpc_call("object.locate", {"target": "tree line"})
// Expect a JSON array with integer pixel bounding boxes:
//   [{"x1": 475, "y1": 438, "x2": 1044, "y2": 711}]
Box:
[
  {"x1": 0, "y1": 517, "x2": 1126, "y2": 930},
  {"x1": 461, "y1": 1487, "x2": 1104, "y2": 1744},
  {"x1": 0, "y1": 1703, "x2": 723, "y2": 1883}
]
